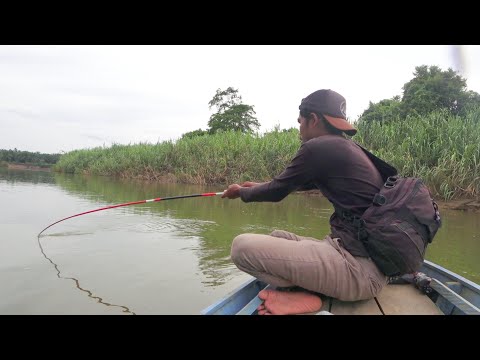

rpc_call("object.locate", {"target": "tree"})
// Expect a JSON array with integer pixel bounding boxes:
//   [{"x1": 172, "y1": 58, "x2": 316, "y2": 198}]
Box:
[
  {"x1": 359, "y1": 65, "x2": 480, "y2": 122},
  {"x1": 359, "y1": 96, "x2": 402, "y2": 123},
  {"x1": 207, "y1": 87, "x2": 260, "y2": 134},
  {"x1": 181, "y1": 128, "x2": 208, "y2": 139},
  {"x1": 400, "y1": 65, "x2": 480, "y2": 117},
  {"x1": 0, "y1": 148, "x2": 60, "y2": 164}
]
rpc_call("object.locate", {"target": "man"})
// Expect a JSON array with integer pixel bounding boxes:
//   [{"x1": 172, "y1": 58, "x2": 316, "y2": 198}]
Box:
[{"x1": 221, "y1": 89, "x2": 388, "y2": 315}]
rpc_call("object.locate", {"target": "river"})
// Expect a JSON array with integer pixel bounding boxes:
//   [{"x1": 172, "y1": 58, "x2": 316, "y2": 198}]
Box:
[{"x1": 1, "y1": 168, "x2": 478, "y2": 314}]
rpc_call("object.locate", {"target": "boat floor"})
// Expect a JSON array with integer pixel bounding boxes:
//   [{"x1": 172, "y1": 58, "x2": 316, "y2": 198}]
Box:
[
  {"x1": 202, "y1": 261, "x2": 480, "y2": 315},
  {"x1": 319, "y1": 283, "x2": 443, "y2": 315}
]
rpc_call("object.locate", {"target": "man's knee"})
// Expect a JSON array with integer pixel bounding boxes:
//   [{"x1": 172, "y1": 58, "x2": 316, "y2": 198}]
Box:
[
  {"x1": 269, "y1": 229, "x2": 285, "y2": 238},
  {"x1": 231, "y1": 233, "x2": 255, "y2": 265},
  {"x1": 269, "y1": 229, "x2": 297, "y2": 240}
]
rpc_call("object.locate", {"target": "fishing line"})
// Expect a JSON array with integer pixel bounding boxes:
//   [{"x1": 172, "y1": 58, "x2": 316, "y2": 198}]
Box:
[
  {"x1": 37, "y1": 235, "x2": 137, "y2": 315},
  {"x1": 37, "y1": 191, "x2": 224, "y2": 314},
  {"x1": 38, "y1": 192, "x2": 224, "y2": 237}
]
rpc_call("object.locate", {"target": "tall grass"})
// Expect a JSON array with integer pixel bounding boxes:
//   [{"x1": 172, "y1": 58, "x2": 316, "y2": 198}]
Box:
[
  {"x1": 54, "y1": 107, "x2": 480, "y2": 201},
  {"x1": 54, "y1": 129, "x2": 301, "y2": 186},
  {"x1": 354, "y1": 107, "x2": 480, "y2": 200}
]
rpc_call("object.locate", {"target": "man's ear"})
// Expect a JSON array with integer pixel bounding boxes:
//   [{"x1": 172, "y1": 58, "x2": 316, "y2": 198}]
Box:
[{"x1": 310, "y1": 113, "x2": 322, "y2": 127}]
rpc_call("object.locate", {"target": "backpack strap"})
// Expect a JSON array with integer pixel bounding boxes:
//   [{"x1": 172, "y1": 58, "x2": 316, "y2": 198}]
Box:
[
  {"x1": 353, "y1": 141, "x2": 398, "y2": 182},
  {"x1": 333, "y1": 205, "x2": 368, "y2": 242}
]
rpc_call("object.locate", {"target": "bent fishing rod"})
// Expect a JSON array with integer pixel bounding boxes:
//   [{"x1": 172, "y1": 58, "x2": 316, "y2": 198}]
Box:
[{"x1": 38, "y1": 191, "x2": 225, "y2": 236}]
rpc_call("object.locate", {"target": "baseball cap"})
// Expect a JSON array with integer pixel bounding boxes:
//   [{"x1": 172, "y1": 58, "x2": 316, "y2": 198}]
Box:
[{"x1": 299, "y1": 89, "x2": 357, "y2": 136}]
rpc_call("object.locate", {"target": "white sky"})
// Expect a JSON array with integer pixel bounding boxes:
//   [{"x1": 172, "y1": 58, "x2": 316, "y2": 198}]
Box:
[{"x1": 1, "y1": 45, "x2": 479, "y2": 154}]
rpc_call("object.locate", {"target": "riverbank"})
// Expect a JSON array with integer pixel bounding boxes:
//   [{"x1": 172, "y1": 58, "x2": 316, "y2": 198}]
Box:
[
  {"x1": 299, "y1": 189, "x2": 480, "y2": 213},
  {"x1": 6, "y1": 163, "x2": 52, "y2": 171},
  {"x1": 6, "y1": 163, "x2": 479, "y2": 212},
  {"x1": 436, "y1": 199, "x2": 480, "y2": 212}
]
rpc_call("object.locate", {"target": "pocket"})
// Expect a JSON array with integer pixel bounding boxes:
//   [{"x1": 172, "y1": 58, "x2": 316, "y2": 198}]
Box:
[
  {"x1": 393, "y1": 221, "x2": 425, "y2": 257},
  {"x1": 362, "y1": 221, "x2": 426, "y2": 276}
]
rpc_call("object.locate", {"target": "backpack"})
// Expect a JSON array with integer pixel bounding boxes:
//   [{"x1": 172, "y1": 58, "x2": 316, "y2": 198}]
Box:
[{"x1": 336, "y1": 142, "x2": 442, "y2": 277}]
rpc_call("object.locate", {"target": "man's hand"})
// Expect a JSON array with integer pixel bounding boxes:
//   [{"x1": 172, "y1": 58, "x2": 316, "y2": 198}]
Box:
[{"x1": 221, "y1": 184, "x2": 242, "y2": 199}]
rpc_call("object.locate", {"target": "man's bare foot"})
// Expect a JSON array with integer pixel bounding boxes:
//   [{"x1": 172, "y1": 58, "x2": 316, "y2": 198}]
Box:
[{"x1": 256, "y1": 289, "x2": 322, "y2": 315}]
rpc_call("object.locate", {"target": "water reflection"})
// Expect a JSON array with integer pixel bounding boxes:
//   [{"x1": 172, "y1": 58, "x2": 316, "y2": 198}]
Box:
[
  {"x1": 424, "y1": 208, "x2": 480, "y2": 282},
  {"x1": 50, "y1": 171, "x2": 480, "y2": 285},
  {"x1": 0, "y1": 167, "x2": 55, "y2": 185},
  {"x1": 52, "y1": 172, "x2": 332, "y2": 286},
  {"x1": 3, "y1": 167, "x2": 479, "y2": 314}
]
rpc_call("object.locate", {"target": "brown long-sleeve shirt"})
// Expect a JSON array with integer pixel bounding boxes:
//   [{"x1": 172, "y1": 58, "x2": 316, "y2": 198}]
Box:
[{"x1": 239, "y1": 134, "x2": 384, "y2": 256}]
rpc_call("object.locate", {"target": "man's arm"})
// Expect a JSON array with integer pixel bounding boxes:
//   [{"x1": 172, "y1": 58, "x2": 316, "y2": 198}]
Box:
[
  {"x1": 223, "y1": 144, "x2": 313, "y2": 202},
  {"x1": 240, "y1": 181, "x2": 267, "y2": 188}
]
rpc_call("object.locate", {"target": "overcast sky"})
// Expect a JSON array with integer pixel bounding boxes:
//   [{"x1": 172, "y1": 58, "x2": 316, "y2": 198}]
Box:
[{"x1": 1, "y1": 45, "x2": 479, "y2": 154}]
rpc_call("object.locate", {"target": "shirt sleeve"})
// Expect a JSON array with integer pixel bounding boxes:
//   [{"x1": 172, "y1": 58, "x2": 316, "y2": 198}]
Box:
[{"x1": 239, "y1": 143, "x2": 314, "y2": 202}]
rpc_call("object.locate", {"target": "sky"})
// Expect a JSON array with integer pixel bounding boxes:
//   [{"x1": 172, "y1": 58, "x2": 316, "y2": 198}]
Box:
[{"x1": 1, "y1": 45, "x2": 479, "y2": 154}]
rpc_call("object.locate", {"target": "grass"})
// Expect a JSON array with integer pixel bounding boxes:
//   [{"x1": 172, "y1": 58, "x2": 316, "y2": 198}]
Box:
[{"x1": 54, "y1": 107, "x2": 480, "y2": 201}]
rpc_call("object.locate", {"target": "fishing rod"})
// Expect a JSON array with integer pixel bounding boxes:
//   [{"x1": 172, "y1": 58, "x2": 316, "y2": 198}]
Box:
[{"x1": 38, "y1": 191, "x2": 225, "y2": 236}]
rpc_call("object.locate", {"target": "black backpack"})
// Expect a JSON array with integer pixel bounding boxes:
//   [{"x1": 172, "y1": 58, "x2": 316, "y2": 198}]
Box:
[{"x1": 337, "y1": 143, "x2": 442, "y2": 277}]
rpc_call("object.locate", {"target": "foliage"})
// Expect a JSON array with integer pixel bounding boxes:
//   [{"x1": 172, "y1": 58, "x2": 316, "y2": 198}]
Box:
[
  {"x1": 354, "y1": 106, "x2": 480, "y2": 200},
  {"x1": 207, "y1": 87, "x2": 260, "y2": 134},
  {"x1": 401, "y1": 65, "x2": 480, "y2": 117},
  {"x1": 181, "y1": 129, "x2": 208, "y2": 139},
  {"x1": 54, "y1": 131, "x2": 301, "y2": 186},
  {"x1": 54, "y1": 106, "x2": 480, "y2": 200},
  {"x1": 359, "y1": 65, "x2": 480, "y2": 121},
  {"x1": 0, "y1": 148, "x2": 61, "y2": 166},
  {"x1": 360, "y1": 96, "x2": 402, "y2": 123}
]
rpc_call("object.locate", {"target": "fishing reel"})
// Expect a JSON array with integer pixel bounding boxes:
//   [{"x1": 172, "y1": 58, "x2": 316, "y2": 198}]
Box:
[
  {"x1": 388, "y1": 272, "x2": 433, "y2": 295},
  {"x1": 412, "y1": 272, "x2": 433, "y2": 295}
]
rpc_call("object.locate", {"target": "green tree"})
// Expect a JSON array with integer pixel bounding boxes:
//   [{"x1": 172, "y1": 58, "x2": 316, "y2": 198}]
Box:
[
  {"x1": 181, "y1": 128, "x2": 208, "y2": 139},
  {"x1": 0, "y1": 148, "x2": 60, "y2": 165},
  {"x1": 359, "y1": 96, "x2": 402, "y2": 122},
  {"x1": 207, "y1": 87, "x2": 260, "y2": 134},
  {"x1": 400, "y1": 65, "x2": 480, "y2": 117},
  {"x1": 359, "y1": 65, "x2": 480, "y2": 122}
]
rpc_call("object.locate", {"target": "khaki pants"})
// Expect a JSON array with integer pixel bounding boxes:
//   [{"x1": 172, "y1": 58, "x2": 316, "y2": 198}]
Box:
[{"x1": 230, "y1": 230, "x2": 388, "y2": 301}]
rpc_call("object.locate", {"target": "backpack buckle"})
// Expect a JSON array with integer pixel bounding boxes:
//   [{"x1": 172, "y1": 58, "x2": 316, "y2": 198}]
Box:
[
  {"x1": 341, "y1": 210, "x2": 353, "y2": 222},
  {"x1": 373, "y1": 193, "x2": 386, "y2": 206},
  {"x1": 433, "y1": 201, "x2": 441, "y2": 223},
  {"x1": 357, "y1": 227, "x2": 368, "y2": 241},
  {"x1": 384, "y1": 176, "x2": 398, "y2": 188},
  {"x1": 352, "y1": 216, "x2": 365, "y2": 228}
]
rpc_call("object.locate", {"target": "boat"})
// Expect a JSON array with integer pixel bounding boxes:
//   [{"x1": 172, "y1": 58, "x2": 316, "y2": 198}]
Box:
[{"x1": 201, "y1": 260, "x2": 480, "y2": 315}]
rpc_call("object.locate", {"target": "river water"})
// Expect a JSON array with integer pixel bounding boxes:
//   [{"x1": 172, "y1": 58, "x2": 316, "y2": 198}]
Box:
[{"x1": 1, "y1": 168, "x2": 478, "y2": 314}]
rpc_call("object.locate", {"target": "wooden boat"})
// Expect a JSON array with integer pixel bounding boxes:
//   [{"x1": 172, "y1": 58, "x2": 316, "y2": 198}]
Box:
[{"x1": 201, "y1": 260, "x2": 480, "y2": 315}]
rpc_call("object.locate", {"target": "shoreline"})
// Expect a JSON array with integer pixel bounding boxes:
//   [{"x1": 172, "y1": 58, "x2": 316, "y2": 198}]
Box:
[
  {"x1": 6, "y1": 163, "x2": 52, "y2": 171},
  {"x1": 435, "y1": 199, "x2": 480, "y2": 212},
  {"x1": 4, "y1": 165, "x2": 479, "y2": 212},
  {"x1": 299, "y1": 189, "x2": 480, "y2": 213}
]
